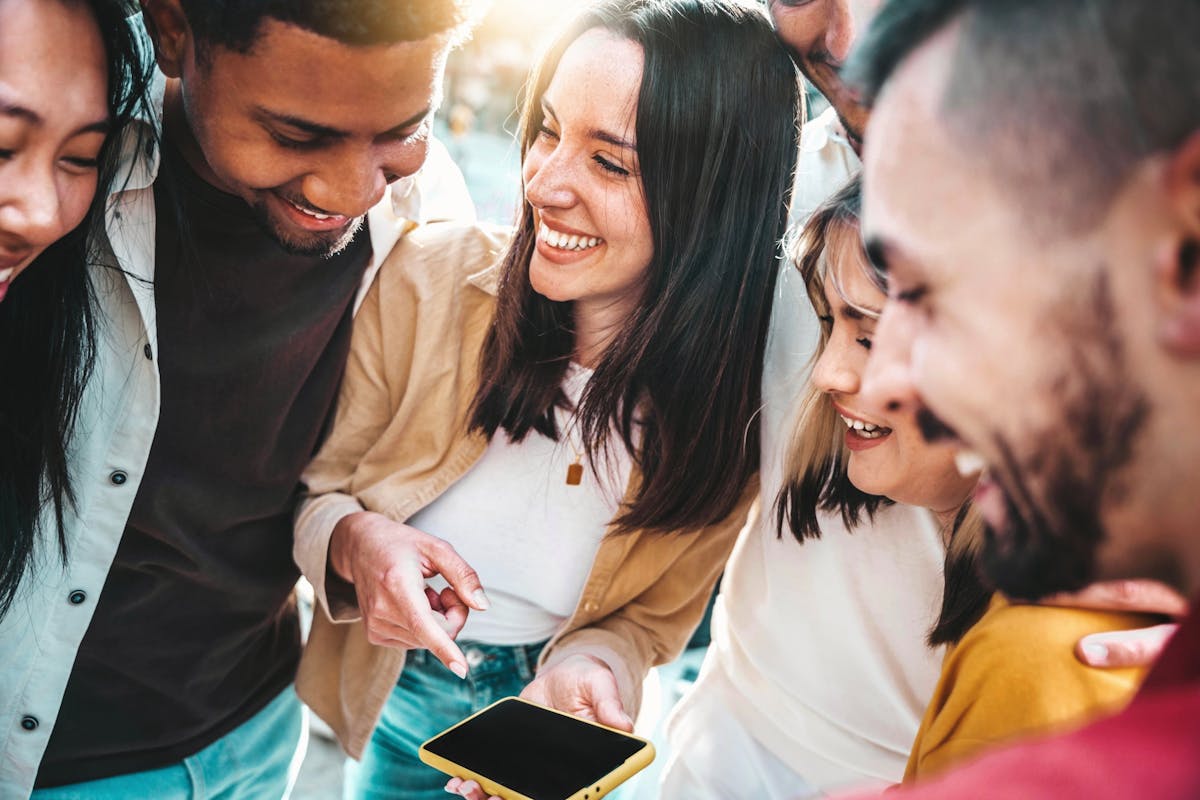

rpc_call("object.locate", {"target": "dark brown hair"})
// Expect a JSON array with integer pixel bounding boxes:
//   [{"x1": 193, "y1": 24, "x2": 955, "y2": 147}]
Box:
[{"x1": 470, "y1": 0, "x2": 802, "y2": 533}]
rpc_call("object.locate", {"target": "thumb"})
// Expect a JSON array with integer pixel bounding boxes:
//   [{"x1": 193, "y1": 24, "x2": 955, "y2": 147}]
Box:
[{"x1": 594, "y1": 695, "x2": 634, "y2": 732}]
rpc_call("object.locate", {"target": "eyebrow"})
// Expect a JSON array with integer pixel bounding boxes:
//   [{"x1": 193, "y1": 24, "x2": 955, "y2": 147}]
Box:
[
  {"x1": 0, "y1": 100, "x2": 108, "y2": 135},
  {"x1": 254, "y1": 105, "x2": 432, "y2": 140},
  {"x1": 542, "y1": 99, "x2": 637, "y2": 151}
]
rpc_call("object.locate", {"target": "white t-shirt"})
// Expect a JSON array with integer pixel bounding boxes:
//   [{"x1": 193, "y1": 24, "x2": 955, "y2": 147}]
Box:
[
  {"x1": 414, "y1": 363, "x2": 633, "y2": 645},
  {"x1": 706, "y1": 108, "x2": 946, "y2": 791}
]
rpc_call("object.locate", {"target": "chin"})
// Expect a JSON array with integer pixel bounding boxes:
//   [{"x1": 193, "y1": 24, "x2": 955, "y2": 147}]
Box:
[{"x1": 528, "y1": 268, "x2": 572, "y2": 303}]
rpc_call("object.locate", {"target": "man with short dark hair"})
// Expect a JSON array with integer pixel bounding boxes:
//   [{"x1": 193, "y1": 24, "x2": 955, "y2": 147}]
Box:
[
  {"x1": 845, "y1": 0, "x2": 1200, "y2": 795},
  {"x1": 0, "y1": 2, "x2": 487, "y2": 796}
]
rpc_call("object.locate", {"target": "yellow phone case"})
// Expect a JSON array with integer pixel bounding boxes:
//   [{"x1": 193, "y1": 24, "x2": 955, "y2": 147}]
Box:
[{"x1": 418, "y1": 696, "x2": 656, "y2": 800}]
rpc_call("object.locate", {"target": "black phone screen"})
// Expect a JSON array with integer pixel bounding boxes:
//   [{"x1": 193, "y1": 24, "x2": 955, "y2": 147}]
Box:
[{"x1": 422, "y1": 698, "x2": 648, "y2": 800}]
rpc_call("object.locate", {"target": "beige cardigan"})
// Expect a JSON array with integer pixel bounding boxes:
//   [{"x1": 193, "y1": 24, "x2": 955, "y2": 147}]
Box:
[{"x1": 293, "y1": 221, "x2": 754, "y2": 757}]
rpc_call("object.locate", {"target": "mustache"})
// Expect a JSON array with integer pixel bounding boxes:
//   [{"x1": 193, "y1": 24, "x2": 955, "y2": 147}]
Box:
[{"x1": 916, "y1": 407, "x2": 958, "y2": 443}]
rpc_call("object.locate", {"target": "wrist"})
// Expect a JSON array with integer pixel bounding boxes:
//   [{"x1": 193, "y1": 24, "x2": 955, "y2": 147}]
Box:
[{"x1": 330, "y1": 510, "x2": 376, "y2": 584}]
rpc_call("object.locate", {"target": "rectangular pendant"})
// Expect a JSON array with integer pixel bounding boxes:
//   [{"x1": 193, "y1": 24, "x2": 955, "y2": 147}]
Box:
[{"x1": 566, "y1": 462, "x2": 584, "y2": 485}]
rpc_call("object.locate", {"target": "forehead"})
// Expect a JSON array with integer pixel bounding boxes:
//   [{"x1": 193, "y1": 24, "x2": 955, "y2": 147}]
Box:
[
  {"x1": 0, "y1": 0, "x2": 108, "y2": 120},
  {"x1": 545, "y1": 29, "x2": 643, "y2": 130},
  {"x1": 861, "y1": 25, "x2": 1015, "y2": 276},
  {"x1": 201, "y1": 19, "x2": 448, "y2": 132}
]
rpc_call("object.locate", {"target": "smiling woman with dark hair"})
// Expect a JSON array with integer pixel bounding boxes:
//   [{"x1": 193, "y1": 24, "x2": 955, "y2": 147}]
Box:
[
  {"x1": 293, "y1": 0, "x2": 801, "y2": 796},
  {"x1": 0, "y1": 0, "x2": 153, "y2": 620}
]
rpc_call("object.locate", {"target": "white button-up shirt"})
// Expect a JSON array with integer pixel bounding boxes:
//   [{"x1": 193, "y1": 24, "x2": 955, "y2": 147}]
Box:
[{"x1": 0, "y1": 52, "x2": 473, "y2": 796}]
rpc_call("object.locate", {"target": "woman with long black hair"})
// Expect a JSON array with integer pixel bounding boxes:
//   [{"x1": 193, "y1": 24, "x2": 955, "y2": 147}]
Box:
[
  {"x1": 293, "y1": 0, "x2": 802, "y2": 796},
  {"x1": 0, "y1": 0, "x2": 154, "y2": 619}
]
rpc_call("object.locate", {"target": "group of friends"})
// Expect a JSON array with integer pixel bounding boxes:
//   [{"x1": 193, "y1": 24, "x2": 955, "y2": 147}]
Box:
[{"x1": 1, "y1": 0, "x2": 1197, "y2": 798}]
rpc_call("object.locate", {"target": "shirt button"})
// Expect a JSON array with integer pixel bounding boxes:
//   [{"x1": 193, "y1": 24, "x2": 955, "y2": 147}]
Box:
[
  {"x1": 109, "y1": 470, "x2": 128, "y2": 486},
  {"x1": 143, "y1": 343, "x2": 153, "y2": 360},
  {"x1": 68, "y1": 590, "x2": 87, "y2": 605},
  {"x1": 584, "y1": 601, "x2": 599, "y2": 613},
  {"x1": 20, "y1": 716, "x2": 38, "y2": 731}
]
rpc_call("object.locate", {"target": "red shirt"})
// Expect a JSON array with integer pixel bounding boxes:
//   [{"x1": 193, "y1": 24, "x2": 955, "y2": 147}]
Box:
[{"x1": 841, "y1": 603, "x2": 1200, "y2": 799}]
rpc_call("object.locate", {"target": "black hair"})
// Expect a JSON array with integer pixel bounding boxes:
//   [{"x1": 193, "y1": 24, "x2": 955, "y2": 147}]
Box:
[
  {"x1": 178, "y1": 0, "x2": 478, "y2": 55},
  {"x1": 0, "y1": 0, "x2": 156, "y2": 619},
  {"x1": 847, "y1": 0, "x2": 1200, "y2": 235},
  {"x1": 471, "y1": 0, "x2": 802, "y2": 533}
]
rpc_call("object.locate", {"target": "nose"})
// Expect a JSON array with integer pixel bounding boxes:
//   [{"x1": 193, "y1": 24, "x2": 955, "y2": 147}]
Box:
[
  {"x1": 825, "y1": 1, "x2": 857, "y2": 64},
  {"x1": 0, "y1": 162, "x2": 67, "y2": 248},
  {"x1": 523, "y1": 142, "x2": 577, "y2": 212},
  {"x1": 811, "y1": 335, "x2": 861, "y2": 397},
  {"x1": 301, "y1": 144, "x2": 418, "y2": 218},
  {"x1": 860, "y1": 303, "x2": 920, "y2": 416}
]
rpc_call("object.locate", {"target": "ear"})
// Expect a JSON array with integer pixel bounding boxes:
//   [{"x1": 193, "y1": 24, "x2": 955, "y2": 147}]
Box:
[
  {"x1": 1156, "y1": 129, "x2": 1200, "y2": 357},
  {"x1": 140, "y1": 0, "x2": 192, "y2": 79}
]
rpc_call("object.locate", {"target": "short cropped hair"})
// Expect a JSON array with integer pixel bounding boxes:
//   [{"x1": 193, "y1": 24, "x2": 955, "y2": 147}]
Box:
[
  {"x1": 847, "y1": 0, "x2": 1200, "y2": 236},
  {"x1": 179, "y1": 0, "x2": 478, "y2": 54}
]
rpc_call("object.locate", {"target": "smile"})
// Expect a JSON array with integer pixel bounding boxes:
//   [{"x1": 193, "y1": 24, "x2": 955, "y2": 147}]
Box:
[
  {"x1": 838, "y1": 413, "x2": 893, "y2": 439},
  {"x1": 0, "y1": 267, "x2": 14, "y2": 282},
  {"x1": 287, "y1": 199, "x2": 343, "y2": 222},
  {"x1": 538, "y1": 222, "x2": 603, "y2": 252}
]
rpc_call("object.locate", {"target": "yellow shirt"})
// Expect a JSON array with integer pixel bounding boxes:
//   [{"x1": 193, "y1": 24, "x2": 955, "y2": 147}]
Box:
[{"x1": 905, "y1": 594, "x2": 1154, "y2": 781}]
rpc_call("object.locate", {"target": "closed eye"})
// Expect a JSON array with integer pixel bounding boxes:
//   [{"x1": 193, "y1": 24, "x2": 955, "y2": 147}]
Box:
[{"x1": 593, "y1": 154, "x2": 629, "y2": 176}]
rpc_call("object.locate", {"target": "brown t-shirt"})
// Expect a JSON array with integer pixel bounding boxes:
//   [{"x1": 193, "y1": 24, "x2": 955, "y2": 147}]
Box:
[{"x1": 37, "y1": 141, "x2": 372, "y2": 786}]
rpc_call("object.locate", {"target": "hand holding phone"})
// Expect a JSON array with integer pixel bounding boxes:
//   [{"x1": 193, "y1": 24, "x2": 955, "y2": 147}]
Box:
[{"x1": 419, "y1": 697, "x2": 655, "y2": 800}]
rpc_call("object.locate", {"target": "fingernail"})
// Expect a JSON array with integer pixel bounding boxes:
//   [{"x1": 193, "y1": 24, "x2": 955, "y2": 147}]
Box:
[
  {"x1": 473, "y1": 589, "x2": 491, "y2": 610},
  {"x1": 1082, "y1": 643, "x2": 1108, "y2": 664},
  {"x1": 450, "y1": 662, "x2": 468, "y2": 679}
]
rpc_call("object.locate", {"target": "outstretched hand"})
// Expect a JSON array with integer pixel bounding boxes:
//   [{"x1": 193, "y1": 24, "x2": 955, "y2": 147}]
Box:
[{"x1": 329, "y1": 511, "x2": 489, "y2": 678}]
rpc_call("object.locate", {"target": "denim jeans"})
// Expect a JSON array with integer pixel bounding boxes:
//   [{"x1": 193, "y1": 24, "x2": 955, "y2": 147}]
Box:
[
  {"x1": 32, "y1": 685, "x2": 307, "y2": 800},
  {"x1": 345, "y1": 640, "x2": 546, "y2": 800}
]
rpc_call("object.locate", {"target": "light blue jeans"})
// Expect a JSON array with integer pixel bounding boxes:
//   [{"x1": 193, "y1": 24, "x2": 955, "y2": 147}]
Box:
[
  {"x1": 33, "y1": 686, "x2": 307, "y2": 800},
  {"x1": 345, "y1": 641, "x2": 546, "y2": 800}
]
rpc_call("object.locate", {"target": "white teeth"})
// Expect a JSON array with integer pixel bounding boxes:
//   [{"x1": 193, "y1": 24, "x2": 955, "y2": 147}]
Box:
[
  {"x1": 853, "y1": 419, "x2": 865, "y2": 430},
  {"x1": 292, "y1": 202, "x2": 336, "y2": 220},
  {"x1": 839, "y1": 415, "x2": 853, "y2": 428},
  {"x1": 0, "y1": 267, "x2": 13, "y2": 282},
  {"x1": 538, "y1": 222, "x2": 603, "y2": 252},
  {"x1": 955, "y1": 449, "x2": 987, "y2": 478}
]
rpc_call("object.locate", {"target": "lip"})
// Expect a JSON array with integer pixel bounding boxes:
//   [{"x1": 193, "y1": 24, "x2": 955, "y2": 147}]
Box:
[
  {"x1": 537, "y1": 216, "x2": 596, "y2": 239},
  {"x1": 533, "y1": 216, "x2": 604, "y2": 266},
  {"x1": 831, "y1": 401, "x2": 889, "y2": 430},
  {"x1": 0, "y1": 250, "x2": 31, "y2": 271},
  {"x1": 269, "y1": 192, "x2": 352, "y2": 233}
]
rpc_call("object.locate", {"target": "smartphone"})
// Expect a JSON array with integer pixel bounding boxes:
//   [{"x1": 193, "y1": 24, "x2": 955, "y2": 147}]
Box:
[{"x1": 418, "y1": 696, "x2": 655, "y2": 800}]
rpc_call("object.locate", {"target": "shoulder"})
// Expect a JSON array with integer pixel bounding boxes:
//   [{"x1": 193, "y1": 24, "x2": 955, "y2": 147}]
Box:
[
  {"x1": 941, "y1": 599, "x2": 1149, "y2": 711},
  {"x1": 378, "y1": 221, "x2": 513, "y2": 300}
]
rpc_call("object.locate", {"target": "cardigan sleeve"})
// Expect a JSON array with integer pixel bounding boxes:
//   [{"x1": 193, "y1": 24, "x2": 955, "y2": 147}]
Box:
[{"x1": 539, "y1": 480, "x2": 758, "y2": 716}]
